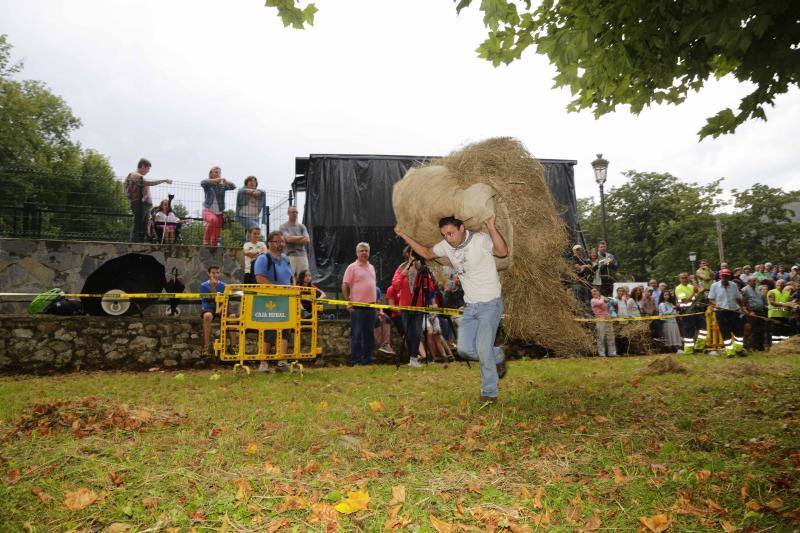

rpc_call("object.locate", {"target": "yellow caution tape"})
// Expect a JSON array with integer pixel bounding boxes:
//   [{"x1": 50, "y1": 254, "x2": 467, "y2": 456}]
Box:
[
  {"x1": 574, "y1": 311, "x2": 706, "y2": 323},
  {"x1": 0, "y1": 291, "x2": 463, "y2": 316}
]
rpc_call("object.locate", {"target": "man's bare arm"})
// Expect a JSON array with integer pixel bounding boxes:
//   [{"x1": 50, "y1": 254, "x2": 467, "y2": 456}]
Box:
[
  {"x1": 485, "y1": 214, "x2": 508, "y2": 258},
  {"x1": 394, "y1": 228, "x2": 437, "y2": 260}
]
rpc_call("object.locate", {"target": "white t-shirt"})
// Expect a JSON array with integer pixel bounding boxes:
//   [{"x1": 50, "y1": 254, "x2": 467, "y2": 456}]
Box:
[
  {"x1": 243, "y1": 241, "x2": 267, "y2": 272},
  {"x1": 432, "y1": 231, "x2": 501, "y2": 304}
]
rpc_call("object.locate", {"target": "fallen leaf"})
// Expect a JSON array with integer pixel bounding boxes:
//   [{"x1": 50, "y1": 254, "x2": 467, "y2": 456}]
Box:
[
  {"x1": 64, "y1": 488, "x2": 99, "y2": 511},
  {"x1": 308, "y1": 502, "x2": 339, "y2": 528},
  {"x1": 319, "y1": 401, "x2": 329, "y2": 411},
  {"x1": 108, "y1": 469, "x2": 124, "y2": 487},
  {"x1": 531, "y1": 509, "x2": 551, "y2": 526},
  {"x1": 705, "y1": 499, "x2": 726, "y2": 513},
  {"x1": 745, "y1": 500, "x2": 761, "y2": 511},
  {"x1": 650, "y1": 464, "x2": 668, "y2": 475},
  {"x1": 368, "y1": 401, "x2": 386, "y2": 412},
  {"x1": 279, "y1": 495, "x2": 308, "y2": 511},
  {"x1": 334, "y1": 490, "x2": 370, "y2": 514},
  {"x1": 740, "y1": 485, "x2": 749, "y2": 501},
  {"x1": 142, "y1": 497, "x2": 158, "y2": 509},
  {"x1": 429, "y1": 514, "x2": 454, "y2": 533},
  {"x1": 565, "y1": 505, "x2": 583, "y2": 524},
  {"x1": 390, "y1": 485, "x2": 406, "y2": 505},
  {"x1": 5, "y1": 468, "x2": 20, "y2": 484},
  {"x1": 585, "y1": 513, "x2": 602, "y2": 530},
  {"x1": 613, "y1": 467, "x2": 629, "y2": 485},
  {"x1": 465, "y1": 482, "x2": 481, "y2": 494},
  {"x1": 766, "y1": 497, "x2": 783, "y2": 511},
  {"x1": 720, "y1": 520, "x2": 738, "y2": 532},
  {"x1": 30, "y1": 486, "x2": 52, "y2": 503},
  {"x1": 638, "y1": 513, "x2": 671, "y2": 532},
  {"x1": 696, "y1": 469, "x2": 711, "y2": 481},
  {"x1": 245, "y1": 442, "x2": 259, "y2": 455},
  {"x1": 696, "y1": 434, "x2": 710, "y2": 442},
  {"x1": 105, "y1": 523, "x2": 132, "y2": 532},
  {"x1": 235, "y1": 479, "x2": 252, "y2": 501},
  {"x1": 266, "y1": 518, "x2": 290, "y2": 532},
  {"x1": 262, "y1": 462, "x2": 281, "y2": 474},
  {"x1": 533, "y1": 486, "x2": 545, "y2": 508},
  {"x1": 387, "y1": 504, "x2": 403, "y2": 518},
  {"x1": 630, "y1": 375, "x2": 642, "y2": 384},
  {"x1": 188, "y1": 510, "x2": 206, "y2": 522}
]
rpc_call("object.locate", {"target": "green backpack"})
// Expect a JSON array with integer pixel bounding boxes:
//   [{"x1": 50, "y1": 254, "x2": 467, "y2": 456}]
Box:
[{"x1": 27, "y1": 288, "x2": 64, "y2": 314}]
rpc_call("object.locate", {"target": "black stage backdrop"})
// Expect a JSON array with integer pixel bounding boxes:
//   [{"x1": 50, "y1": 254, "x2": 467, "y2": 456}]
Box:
[{"x1": 294, "y1": 155, "x2": 584, "y2": 294}]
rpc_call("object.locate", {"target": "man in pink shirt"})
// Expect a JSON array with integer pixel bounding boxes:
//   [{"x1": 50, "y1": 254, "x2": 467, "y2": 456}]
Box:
[{"x1": 342, "y1": 242, "x2": 377, "y2": 365}]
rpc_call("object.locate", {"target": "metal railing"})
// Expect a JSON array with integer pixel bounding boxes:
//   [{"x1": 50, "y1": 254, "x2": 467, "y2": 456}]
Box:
[{"x1": 0, "y1": 168, "x2": 292, "y2": 246}]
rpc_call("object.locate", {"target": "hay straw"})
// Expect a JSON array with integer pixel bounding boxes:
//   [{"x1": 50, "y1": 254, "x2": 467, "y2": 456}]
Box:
[
  {"x1": 393, "y1": 137, "x2": 592, "y2": 356},
  {"x1": 769, "y1": 335, "x2": 800, "y2": 356}
]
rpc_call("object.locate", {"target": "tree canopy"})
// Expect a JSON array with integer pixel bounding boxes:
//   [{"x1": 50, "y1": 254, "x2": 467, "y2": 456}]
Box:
[
  {"x1": 0, "y1": 35, "x2": 128, "y2": 239},
  {"x1": 578, "y1": 172, "x2": 800, "y2": 281},
  {"x1": 269, "y1": 0, "x2": 800, "y2": 139}
]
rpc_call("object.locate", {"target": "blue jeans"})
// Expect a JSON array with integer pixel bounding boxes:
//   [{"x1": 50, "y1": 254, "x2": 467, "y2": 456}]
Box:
[
  {"x1": 350, "y1": 308, "x2": 376, "y2": 364},
  {"x1": 236, "y1": 216, "x2": 261, "y2": 241},
  {"x1": 457, "y1": 297, "x2": 504, "y2": 398}
]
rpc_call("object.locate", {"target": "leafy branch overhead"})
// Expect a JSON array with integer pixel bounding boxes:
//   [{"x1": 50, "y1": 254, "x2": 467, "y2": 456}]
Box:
[
  {"x1": 265, "y1": 0, "x2": 317, "y2": 29},
  {"x1": 268, "y1": 0, "x2": 800, "y2": 139}
]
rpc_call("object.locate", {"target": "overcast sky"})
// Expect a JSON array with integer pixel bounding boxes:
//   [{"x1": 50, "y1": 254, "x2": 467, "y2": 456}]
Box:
[{"x1": 2, "y1": 0, "x2": 797, "y2": 204}]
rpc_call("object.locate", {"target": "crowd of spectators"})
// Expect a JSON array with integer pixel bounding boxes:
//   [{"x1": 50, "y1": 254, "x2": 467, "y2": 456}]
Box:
[
  {"x1": 572, "y1": 242, "x2": 800, "y2": 357},
  {"x1": 124, "y1": 158, "x2": 269, "y2": 245}
]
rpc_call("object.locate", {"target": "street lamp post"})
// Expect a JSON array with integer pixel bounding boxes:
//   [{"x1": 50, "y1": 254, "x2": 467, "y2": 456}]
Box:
[
  {"x1": 591, "y1": 153, "x2": 609, "y2": 245},
  {"x1": 689, "y1": 251, "x2": 697, "y2": 275}
]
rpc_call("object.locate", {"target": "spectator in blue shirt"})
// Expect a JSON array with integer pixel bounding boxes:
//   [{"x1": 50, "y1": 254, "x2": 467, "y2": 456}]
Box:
[
  {"x1": 254, "y1": 231, "x2": 294, "y2": 286},
  {"x1": 254, "y1": 231, "x2": 295, "y2": 370},
  {"x1": 199, "y1": 265, "x2": 226, "y2": 356}
]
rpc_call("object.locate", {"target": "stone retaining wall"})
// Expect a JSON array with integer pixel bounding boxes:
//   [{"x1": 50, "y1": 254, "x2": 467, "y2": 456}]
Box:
[
  {"x1": 0, "y1": 315, "x2": 406, "y2": 373},
  {"x1": 0, "y1": 238, "x2": 245, "y2": 315}
]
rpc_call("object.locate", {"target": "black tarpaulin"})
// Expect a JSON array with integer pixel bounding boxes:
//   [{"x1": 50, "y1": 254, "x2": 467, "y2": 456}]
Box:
[{"x1": 294, "y1": 154, "x2": 582, "y2": 294}]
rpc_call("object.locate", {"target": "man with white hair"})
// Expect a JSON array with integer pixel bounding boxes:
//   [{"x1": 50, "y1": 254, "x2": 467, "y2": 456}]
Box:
[{"x1": 342, "y1": 242, "x2": 378, "y2": 366}]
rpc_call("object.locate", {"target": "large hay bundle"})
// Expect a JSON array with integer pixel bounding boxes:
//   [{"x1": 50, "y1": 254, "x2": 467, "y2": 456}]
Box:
[{"x1": 392, "y1": 137, "x2": 592, "y2": 356}]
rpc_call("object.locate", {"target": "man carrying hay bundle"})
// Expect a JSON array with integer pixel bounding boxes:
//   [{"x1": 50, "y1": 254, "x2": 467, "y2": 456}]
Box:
[{"x1": 396, "y1": 214, "x2": 509, "y2": 403}]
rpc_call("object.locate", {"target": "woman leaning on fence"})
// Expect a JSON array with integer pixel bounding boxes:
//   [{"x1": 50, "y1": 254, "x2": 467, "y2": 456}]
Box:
[
  {"x1": 235, "y1": 176, "x2": 267, "y2": 241},
  {"x1": 201, "y1": 166, "x2": 235, "y2": 246}
]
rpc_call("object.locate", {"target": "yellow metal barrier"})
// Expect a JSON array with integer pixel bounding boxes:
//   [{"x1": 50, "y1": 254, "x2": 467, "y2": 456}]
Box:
[{"x1": 213, "y1": 284, "x2": 322, "y2": 371}]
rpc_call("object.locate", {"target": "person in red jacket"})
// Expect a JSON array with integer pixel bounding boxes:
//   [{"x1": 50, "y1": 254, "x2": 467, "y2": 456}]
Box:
[{"x1": 391, "y1": 246, "x2": 435, "y2": 367}]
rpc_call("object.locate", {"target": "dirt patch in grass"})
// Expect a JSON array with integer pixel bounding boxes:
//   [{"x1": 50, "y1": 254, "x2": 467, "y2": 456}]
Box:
[
  {"x1": 641, "y1": 356, "x2": 689, "y2": 375},
  {"x1": 4, "y1": 396, "x2": 186, "y2": 439}
]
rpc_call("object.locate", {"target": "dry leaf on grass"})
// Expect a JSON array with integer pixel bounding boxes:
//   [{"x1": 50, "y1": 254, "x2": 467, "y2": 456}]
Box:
[
  {"x1": 30, "y1": 486, "x2": 52, "y2": 502},
  {"x1": 368, "y1": 401, "x2": 386, "y2": 412},
  {"x1": 639, "y1": 513, "x2": 671, "y2": 532},
  {"x1": 585, "y1": 513, "x2": 602, "y2": 530},
  {"x1": 234, "y1": 479, "x2": 252, "y2": 501},
  {"x1": 429, "y1": 514, "x2": 454, "y2": 533},
  {"x1": 720, "y1": 521, "x2": 738, "y2": 532},
  {"x1": 64, "y1": 488, "x2": 99, "y2": 511},
  {"x1": 390, "y1": 485, "x2": 406, "y2": 505},
  {"x1": 334, "y1": 490, "x2": 370, "y2": 514},
  {"x1": 266, "y1": 518, "x2": 290, "y2": 532},
  {"x1": 105, "y1": 523, "x2": 132, "y2": 532},
  {"x1": 308, "y1": 502, "x2": 339, "y2": 528},
  {"x1": 533, "y1": 486, "x2": 545, "y2": 509},
  {"x1": 696, "y1": 469, "x2": 711, "y2": 481},
  {"x1": 613, "y1": 467, "x2": 629, "y2": 485},
  {"x1": 745, "y1": 500, "x2": 762, "y2": 511},
  {"x1": 245, "y1": 442, "x2": 259, "y2": 455}
]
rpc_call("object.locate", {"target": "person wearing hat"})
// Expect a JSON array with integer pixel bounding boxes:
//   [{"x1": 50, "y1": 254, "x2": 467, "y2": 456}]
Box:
[
  {"x1": 708, "y1": 268, "x2": 745, "y2": 357},
  {"x1": 571, "y1": 244, "x2": 592, "y2": 304}
]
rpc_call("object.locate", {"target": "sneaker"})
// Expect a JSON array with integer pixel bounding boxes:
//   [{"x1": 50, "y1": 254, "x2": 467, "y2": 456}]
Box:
[
  {"x1": 479, "y1": 395, "x2": 497, "y2": 404},
  {"x1": 276, "y1": 361, "x2": 289, "y2": 373},
  {"x1": 378, "y1": 344, "x2": 396, "y2": 355},
  {"x1": 707, "y1": 351, "x2": 719, "y2": 356},
  {"x1": 496, "y1": 359, "x2": 507, "y2": 379},
  {"x1": 677, "y1": 349, "x2": 686, "y2": 354},
  {"x1": 407, "y1": 357, "x2": 422, "y2": 368},
  {"x1": 258, "y1": 361, "x2": 269, "y2": 372}
]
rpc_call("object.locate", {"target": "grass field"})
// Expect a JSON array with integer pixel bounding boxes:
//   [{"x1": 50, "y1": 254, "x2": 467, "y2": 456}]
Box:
[{"x1": 1, "y1": 352, "x2": 799, "y2": 532}]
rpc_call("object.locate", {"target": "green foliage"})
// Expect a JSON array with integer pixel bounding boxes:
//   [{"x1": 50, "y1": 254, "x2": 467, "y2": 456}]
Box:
[
  {"x1": 722, "y1": 184, "x2": 800, "y2": 268},
  {"x1": 266, "y1": 1, "x2": 799, "y2": 138},
  {"x1": 473, "y1": 0, "x2": 800, "y2": 139},
  {"x1": 579, "y1": 171, "x2": 721, "y2": 281},
  {"x1": 265, "y1": 0, "x2": 317, "y2": 29},
  {"x1": 579, "y1": 171, "x2": 800, "y2": 281},
  {"x1": 0, "y1": 35, "x2": 128, "y2": 240}
]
